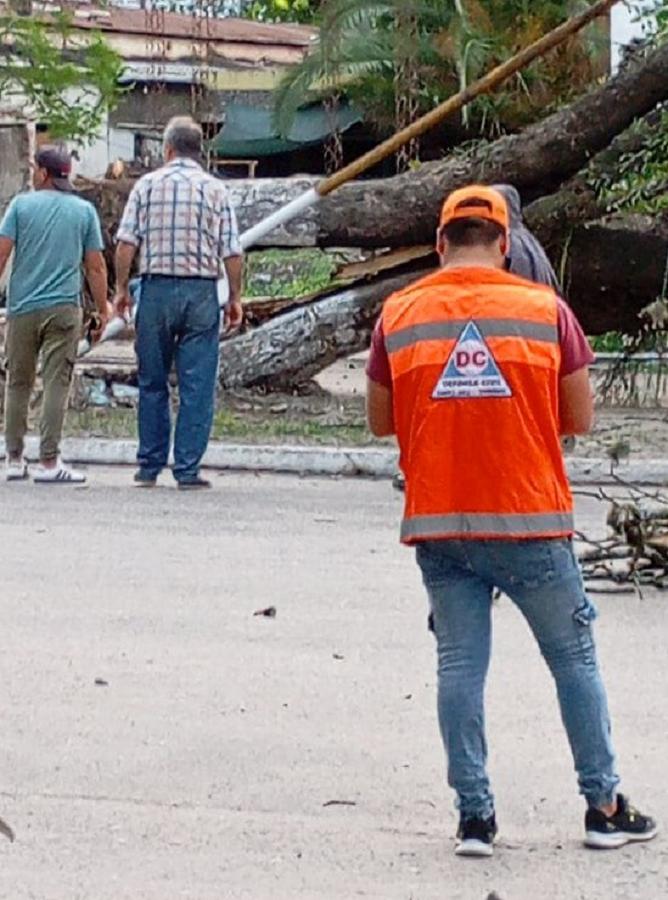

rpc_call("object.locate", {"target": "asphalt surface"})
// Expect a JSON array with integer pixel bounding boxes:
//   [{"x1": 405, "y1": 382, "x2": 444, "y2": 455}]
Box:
[{"x1": 1, "y1": 468, "x2": 666, "y2": 900}]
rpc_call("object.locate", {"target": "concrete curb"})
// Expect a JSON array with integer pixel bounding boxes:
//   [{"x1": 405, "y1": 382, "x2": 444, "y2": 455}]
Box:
[
  {"x1": 1, "y1": 436, "x2": 667, "y2": 484},
  {"x1": 0, "y1": 436, "x2": 397, "y2": 477}
]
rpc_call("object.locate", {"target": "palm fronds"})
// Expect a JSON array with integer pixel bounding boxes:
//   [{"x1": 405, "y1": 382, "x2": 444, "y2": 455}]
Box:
[{"x1": 273, "y1": 0, "x2": 604, "y2": 140}]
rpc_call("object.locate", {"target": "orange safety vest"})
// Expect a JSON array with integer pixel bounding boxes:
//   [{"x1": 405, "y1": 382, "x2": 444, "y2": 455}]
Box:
[{"x1": 382, "y1": 266, "x2": 574, "y2": 544}]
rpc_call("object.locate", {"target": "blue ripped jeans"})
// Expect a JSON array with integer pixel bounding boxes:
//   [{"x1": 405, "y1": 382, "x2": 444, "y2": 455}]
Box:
[{"x1": 416, "y1": 538, "x2": 619, "y2": 819}]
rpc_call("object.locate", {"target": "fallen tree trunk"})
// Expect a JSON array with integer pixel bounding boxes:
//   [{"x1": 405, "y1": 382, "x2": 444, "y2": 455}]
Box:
[
  {"x1": 523, "y1": 108, "x2": 664, "y2": 250},
  {"x1": 218, "y1": 267, "x2": 430, "y2": 389},
  {"x1": 218, "y1": 212, "x2": 668, "y2": 388},
  {"x1": 316, "y1": 41, "x2": 668, "y2": 248},
  {"x1": 76, "y1": 176, "x2": 321, "y2": 251},
  {"x1": 564, "y1": 213, "x2": 668, "y2": 334},
  {"x1": 77, "y1": 44, "x2": 668, "y2": 257}
]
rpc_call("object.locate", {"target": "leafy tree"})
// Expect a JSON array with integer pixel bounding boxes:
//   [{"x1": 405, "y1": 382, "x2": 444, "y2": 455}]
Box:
[
  {"x1": 0, "y1": 10, "x2": 124, "y2": 145},
  {"x1": 273, "y1": 0, "x2": 605, "y2": 141},
  {"x1": 594, "y1": 4, "x2": 668, "y2": 217},
  {"x1": 650, "y1": 0, "x2": 668, "y2": 43},
  {"x1": 247, "y1": 0, "x2": 321, "y2": 23}
]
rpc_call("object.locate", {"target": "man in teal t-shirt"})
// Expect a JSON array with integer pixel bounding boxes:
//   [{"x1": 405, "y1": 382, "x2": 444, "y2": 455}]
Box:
[{"x1": 0, "y1": 146, "x2": 109, "y2": 483}]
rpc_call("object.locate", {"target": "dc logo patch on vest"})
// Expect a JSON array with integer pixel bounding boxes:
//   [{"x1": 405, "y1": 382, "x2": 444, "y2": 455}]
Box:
[{"x1": 432, "y1": 320, "x2": 512, "y2": 400}]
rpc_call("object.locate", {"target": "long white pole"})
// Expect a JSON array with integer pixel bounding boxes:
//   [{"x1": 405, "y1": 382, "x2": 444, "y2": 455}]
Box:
[{"x1": 239, "y1": 188, "x2": 320, "y2": 251}]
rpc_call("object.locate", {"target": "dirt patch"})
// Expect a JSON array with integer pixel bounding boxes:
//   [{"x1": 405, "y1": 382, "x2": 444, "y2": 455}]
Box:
[{"x1": 570, "y1": 407, "x2": 668, "y2": 460}]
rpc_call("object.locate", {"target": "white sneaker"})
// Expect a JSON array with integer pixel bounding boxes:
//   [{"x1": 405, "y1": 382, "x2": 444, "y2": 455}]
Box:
[
  {"x1": 5, "y1": 458, "x2": 29, "y2": 482},
  {"x1": 33, "y1": 460, "x2": 86, "y2": 484}
]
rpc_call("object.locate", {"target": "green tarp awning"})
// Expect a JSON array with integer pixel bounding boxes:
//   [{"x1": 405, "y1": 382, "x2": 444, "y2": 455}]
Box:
[{"x1": 210, "y1": 102, "x2": 362, "y2": 158}]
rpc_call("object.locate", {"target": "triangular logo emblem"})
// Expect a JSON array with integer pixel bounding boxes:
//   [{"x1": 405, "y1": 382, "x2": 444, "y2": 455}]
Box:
[{"x1": 432, "y1": 320, "x2": 512, "y2": 400}]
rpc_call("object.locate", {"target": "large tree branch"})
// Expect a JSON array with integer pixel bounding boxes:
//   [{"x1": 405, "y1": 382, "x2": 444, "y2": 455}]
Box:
[
  {"x1": 316, "y1": 41, "x2": 668, "y2": 247},
  {"x1": 524, "y1": 107, "x2": 664, "y2": 249},
  {"x1": 77, "y1": 43, "x2": 668, "y2": 253},
  {"x1": 218, "y1": 213, "x2": 668, "y2": 390},
  {"x1": 218, "y1": 268, "x2": 429, "y2": 390},
  {"x1": 563, "y1": 213, "x2": 668, "y2": 335}
]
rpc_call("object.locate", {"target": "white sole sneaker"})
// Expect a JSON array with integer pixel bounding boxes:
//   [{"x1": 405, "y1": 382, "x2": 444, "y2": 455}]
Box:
[
  {"x1": 5, "y1": 462, "x2": 29, "y2": 482},
  {"x1": 584, "y1": 826, "x2": 658, "y2": 850},
  {"x1": 584, "y1": 795, "x2": 658, "y2": 850},
  {"x1": 33, "y1": 466, "x2": 86, "y2": 484},
  {"x1": 455, "y1": 838, "x2": 495, "y2": 857}
]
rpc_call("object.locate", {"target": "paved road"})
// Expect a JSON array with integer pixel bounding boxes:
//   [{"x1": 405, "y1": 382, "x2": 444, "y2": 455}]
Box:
[{"x1": 0, "y1": 469, "x2": 666, "y2": 899}]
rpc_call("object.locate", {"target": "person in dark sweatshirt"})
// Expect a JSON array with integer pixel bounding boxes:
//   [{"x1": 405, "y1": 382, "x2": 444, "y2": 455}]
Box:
[{"x1": 493, "y1": 183, "x2": 561, "y2": 290}]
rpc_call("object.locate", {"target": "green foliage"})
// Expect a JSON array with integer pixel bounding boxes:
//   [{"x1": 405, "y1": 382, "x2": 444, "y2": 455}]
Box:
[
  {"x1": 273, "y1": 0, "x2": 604, "y2": 139},
  {"x1": 641, "y1": 0, "x2": 668, "y2": 44},
  {"x1": 246, "y1": 0, "x2": 320, "y2": 23},
  {"x1": 64, "y1": 407, "x2": 374, "y2": 446},
  {"x1": 243, "y1": 249, "x2": 339, "y2": 298},
  {"x1": 658, "y1": 4, "x2": 668, "y2": 40},
  {"x1": 589, "y1": 332, "x2": 627, "y2": 353},
  {"x1": 593, "y1": 4, "x2": 668, "y2": 216},
  {"x1": 0, "y1": 12, "x2": 124, "y2": 144},
  {"x1": 595, "y1": 108, "x2": 668, "y2": 215}
]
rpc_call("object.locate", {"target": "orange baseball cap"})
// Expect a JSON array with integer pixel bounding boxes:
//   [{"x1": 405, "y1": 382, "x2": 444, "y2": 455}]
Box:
[{"x1": 439, "y1": 185, "x2": 510, "y2": 243}]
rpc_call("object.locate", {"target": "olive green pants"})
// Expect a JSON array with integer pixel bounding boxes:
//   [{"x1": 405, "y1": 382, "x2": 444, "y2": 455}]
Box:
[{"x1": 4, "y1": 303, "x2": 81, "y2": 462}]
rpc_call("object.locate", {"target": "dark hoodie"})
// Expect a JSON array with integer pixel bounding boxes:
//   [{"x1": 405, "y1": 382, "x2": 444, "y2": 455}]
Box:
[{"x1": 493, "y1": 184, "x2": 561, "y2": 292}]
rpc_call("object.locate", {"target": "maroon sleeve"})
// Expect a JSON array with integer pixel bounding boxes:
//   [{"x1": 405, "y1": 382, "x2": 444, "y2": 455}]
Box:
[
  {"x1": 366, "y1": 318, "x2": 392, "y2": 388},
  {"x1": 557, "y1": 298, "x2": 595, "y2": 377}
]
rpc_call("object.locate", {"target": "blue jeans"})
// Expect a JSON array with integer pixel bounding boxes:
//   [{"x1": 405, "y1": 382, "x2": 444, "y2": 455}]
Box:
[
  {"x1": 135, "y1": 275, "x2": 220, "y2": 482},
  {"x1": 416, "y1": 538, "x2": 619, "y2": 819}
]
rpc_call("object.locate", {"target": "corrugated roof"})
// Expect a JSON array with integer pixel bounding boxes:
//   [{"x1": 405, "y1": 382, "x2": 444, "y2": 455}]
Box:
[{"x1": 69, "y1": 7, "x2": 318, "y2": 47}]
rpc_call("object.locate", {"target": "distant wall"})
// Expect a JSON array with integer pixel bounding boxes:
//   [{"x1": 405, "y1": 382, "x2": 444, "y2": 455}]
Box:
[
  {"x1": 0, "y1": 122, "x2": 31, "y2": 216},
  {"x1": 109, "y1": 84, "x2": 205, "y2": 129},
  {"x1": 0, "y1": 122, "x2": 32, "y2": 299}
]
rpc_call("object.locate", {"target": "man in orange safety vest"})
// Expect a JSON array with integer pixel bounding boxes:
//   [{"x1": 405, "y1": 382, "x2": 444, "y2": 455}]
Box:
[{"x1": 366, "y1": 185, "x2": 656, "y2": 856}]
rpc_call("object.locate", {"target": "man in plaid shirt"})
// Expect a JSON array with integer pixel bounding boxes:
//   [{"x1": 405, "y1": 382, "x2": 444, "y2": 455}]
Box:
[{"x1": 114, "y1": 116, "x2": 243, "y2": 490}]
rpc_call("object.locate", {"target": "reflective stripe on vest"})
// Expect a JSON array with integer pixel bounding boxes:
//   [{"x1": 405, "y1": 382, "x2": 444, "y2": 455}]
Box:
[
  {"x1": 385, "y1": 318, "x2": 558, "y2": 354},
  {"x1": 401, "y1": 511, "x2": 575, "y2": 542}
]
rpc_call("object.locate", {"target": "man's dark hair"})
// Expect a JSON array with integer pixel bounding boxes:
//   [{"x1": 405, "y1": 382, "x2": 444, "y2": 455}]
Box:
[{"x1": 440, "y1": 198, "x2": 505, "y2": 248}]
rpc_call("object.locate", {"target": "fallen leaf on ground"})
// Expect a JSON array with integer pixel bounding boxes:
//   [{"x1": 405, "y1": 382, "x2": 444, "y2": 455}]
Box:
[
  {"x1": 253, "y1": 606, "x2": 277, "y2": 618},
  {"x1": 0, "y1": 817, "x2": 15, "y2": 842}
]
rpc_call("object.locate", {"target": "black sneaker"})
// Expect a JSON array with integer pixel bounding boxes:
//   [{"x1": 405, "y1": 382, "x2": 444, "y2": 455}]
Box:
[
  {"x1": 392, "y1": 472, "x2": 405, "y2": 493},
  {"x1": 455, "y1": 813, "x2": 497, "y2": 857},
  {"x1": 584, "y1": 794, "x2": 658, "y2": 850},
  {"x1": 177, "y1": 477, "x2": 211, "y2": 491},
  {"x1": 134, "y1": 470, "x2": 157, "y2": 488}
]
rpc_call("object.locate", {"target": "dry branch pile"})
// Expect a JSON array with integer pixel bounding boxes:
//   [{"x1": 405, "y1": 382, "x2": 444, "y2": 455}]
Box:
[{"x1": 577, "y1": 478, "x2": 668, "y2": 595}]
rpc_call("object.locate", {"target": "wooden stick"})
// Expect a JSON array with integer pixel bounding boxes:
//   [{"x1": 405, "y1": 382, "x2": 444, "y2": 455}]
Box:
[{"x1": 317, "y1": 0, "x2": 619, "y2": 196}]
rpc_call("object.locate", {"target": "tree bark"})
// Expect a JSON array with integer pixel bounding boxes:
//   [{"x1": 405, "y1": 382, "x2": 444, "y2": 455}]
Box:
[
  {"x1": 316, "y1": 41, "x2": 668, "y2": 247},
  {"x1": 75, "y1": 176, "x2": 322, "y2": 254},
  {"x1": 77, "y1": 44, "x2": 668, "y2": 255},
  {"x1": 218, "y1": 267, "x2": 431, "y2": 390},
  {"x1": 524, "y1": 108, "x2": 663, "y2": 250},
  {"x1": 564, "y1": 213, "x2": 668, "y2": 335},
  {"x1": 218, "y1": 213, "x2": 668, "y2": 389}
]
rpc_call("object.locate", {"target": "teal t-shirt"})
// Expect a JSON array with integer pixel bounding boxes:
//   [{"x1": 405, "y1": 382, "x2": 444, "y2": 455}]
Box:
[{"x1": 0, "y1": 190, "x2": 104, "y2": 317}]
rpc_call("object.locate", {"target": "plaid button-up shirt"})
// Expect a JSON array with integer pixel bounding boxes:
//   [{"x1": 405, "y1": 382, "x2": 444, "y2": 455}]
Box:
[{"x1": 117, "y1": 158, "x2": 241, "y2": 278}]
